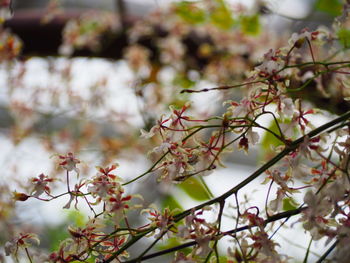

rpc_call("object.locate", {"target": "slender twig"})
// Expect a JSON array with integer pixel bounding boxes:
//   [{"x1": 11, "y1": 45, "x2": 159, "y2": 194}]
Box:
[
  {"x1": 122, "y1": 150, "x2": 170, "y2": 185},
  {"x1": 105, "y1": 110, "x2": 350, "y2": 262},
  {"x1": 303, "y1": 237, "x2": 313, "y2": 263},
  {"x1": 180, "y1": 60, "x2": 350, "y2": 94},
  {"x1": 25, "y1": 248, "x2": 33, "y2": 263},
  {"x1": 204, "y1": 200, "x2": 226, "y2": 263},
  {"x1": 180, "y1": 80, "x2": 267, "y2": 94},
  {"x1": 133, "y1": 227, "x2": 171, "y2": 262},
  {"x1": 265, "y1": 180, "x2": 274, "y2": 218},
  {"x1": 66, "y1": 170, "x2": 70, "y2": 192},
  {"x1": 287, "y1": 63, "x2": 350, "y2": 92},
  {"x1": 306, "y1": 38, "x2": 316, "y2": 64},
  {"x1": 315, "y1": 240, "x2": 339, "y2": 263},
  {"x1": 123, "y1": 207, "x2": 304, "y2": 263}
]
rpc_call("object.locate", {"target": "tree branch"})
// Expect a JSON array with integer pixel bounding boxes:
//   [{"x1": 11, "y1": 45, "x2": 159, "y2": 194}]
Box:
[
  {"x1": 124, "y1": 208, "x2": 304, "y2": 262},
  {"x1": 104, "y1": 110, "x2": 350, "y2": 262}
]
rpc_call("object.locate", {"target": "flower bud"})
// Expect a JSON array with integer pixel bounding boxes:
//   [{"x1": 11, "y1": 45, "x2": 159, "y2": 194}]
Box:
[{"x1": 13, "y1": 191, "x2": 30, "y2": 201}]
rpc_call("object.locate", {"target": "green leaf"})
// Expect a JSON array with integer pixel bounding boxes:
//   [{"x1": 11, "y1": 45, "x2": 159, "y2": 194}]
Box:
[
  {"x1": 282, "y1": 197, "x2": 298, "y2": 211},
  {"x1": 72, "y1": 258, "x2": 96, "y2": 263},
  {"x1": 66, "y1": 210, "x2": 86, "y2": 227},
  {"x1": 210, "y1": 0, "x2": 235, "y2": 30},
  {"x1": 178, "y1": 177, "x2": 211, "y2": 201},
  {"x1": 47, "y1": 224, "x2": 70, "y2": 251},
  {"x1": 337, "y1": 28, "x2": 350, "y2": 48},
  {"x1": 240, "y1": 15, "x2": 261, "y2": 35},
  {"x1": 259, "y1": 119, "x2": 284, "y2": 161},
  {"x1": 175, "y1": 2, "x2": 206, "y2": 24},
  {"x1": 315, "y1": 0, "x2": 342, "y2": 17},
  {"x1": 173, "y1": 73, "x2": 196, "y2": 90},
  {"x1": 162, "y1": 195, "x2": 183, "y2": 211},
  {"x1": 219, "y1": 256, "x2": 229, "y2": 263}
]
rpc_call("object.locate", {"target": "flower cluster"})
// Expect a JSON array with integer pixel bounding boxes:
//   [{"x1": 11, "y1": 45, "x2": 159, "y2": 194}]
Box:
[
  {"x1": 141, "y1": 103, "x2": 226, "y2": 182},
  {"x1": 60, "y1": 11, "x2": 120, "y2": 56},
  {"x1": 0, "y1": 0, "x2": 11, "y2": 23},
  {"x1": 5, "y1": 233, "x2": 40, "y2": 259},
  {"x1": 58, "y1": 152, "x2": 80, "y2": 173},
  {"x1": 0, "y1": 28, "x2": 22, "y2": 62},
  {"x1": 30, "y1": 173, "x2": 55, "y2": 198},
  {"x1": 177, "y1": 209, "x2": 217, "y2": 257},
  {"x1": 5, "y1": 0, "x2": 350, "y2": 262}
]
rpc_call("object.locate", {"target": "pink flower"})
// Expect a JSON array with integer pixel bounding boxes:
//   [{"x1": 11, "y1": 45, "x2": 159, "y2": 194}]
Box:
[
  {"x1": 63, "y1": 182, "x2": 85, "y2": 209},
  {"x1": 5, "y1": 233, "x2": 40, "y2": 256},
  {"x1": 301, "y1": 191, "x2": 332, "y2": 240},
  {"x1": 0, "y1": 29, "x2": 22, "y2": 62},
  {"x1": 124, "y1": 44, "x2": 150, "y2": 73},
  {"x1": 269, "y1": 188, "x2": 285, "y2": 212},
  {"x1": 0, "y1": 0, "x2": 12, "y2": 22},
  {"x1": 172, "y1": 252, "x2": 196, "y2": 263},
  {"x1": 279, "y1": 97, "x2": 295, "y2": 118},
  {"x1": 31, "y1": 173, "x2": 54, "y2": 198},
  {"x1": 230, "y1": 99, "x2": 255, "y2": 117},
  {"x1": 255, "y1": 49, "x2": 285, "y2": 79},
  {"x1": 88, "y1": 164, "x2": 121, "y2": 202},
  {"x1": 250, "y1": 230, "x2": 281, "y2": 261},
  {"x1": 159, "y1": 36, "x2": 186, "y2": 66},
  {"x1": 289, "y1": 28, "x2": 322, "y2": 48},
  {"x1": 105, "y1": 189, "x2": 135, "y2": 222},
  {"x1": 177, "y1": 209, "x2": 216, "y2": 256},
  {"x1": 143, "y1": 207, "x2": 176, "y2": 238},
  {"x1": 58, "y1": 152, "x2": 80, "y2": 174}
]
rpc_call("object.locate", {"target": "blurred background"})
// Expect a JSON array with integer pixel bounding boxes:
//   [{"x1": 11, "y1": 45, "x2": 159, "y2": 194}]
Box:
[{"x1": 0, "y1": 0, "x2": 344, "y2": 262}]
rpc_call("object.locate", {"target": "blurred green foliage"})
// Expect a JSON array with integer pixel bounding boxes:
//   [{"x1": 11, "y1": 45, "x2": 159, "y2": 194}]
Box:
[
  {"x1": 337, "y1": 28, "x2": 350, "y2": 48},
  {"x1": 315, "y1": 0, "x2": 342, "y2": 16},
  {"x1": 282, "y1": 197, "x2": 299, "y2": 211},
  {"x1": 178, "y1": 177, "x2": 212, "y2": 201},
  {"x1": 240, "y1": 14, "x2": 260, "y2": 35}
]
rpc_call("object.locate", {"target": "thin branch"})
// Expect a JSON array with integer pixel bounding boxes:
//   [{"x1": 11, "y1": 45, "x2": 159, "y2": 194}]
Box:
[
  {"x1": 123, "y1": 207, "x2": 304, "y2": 263},
  {"x1": 180, "y1": 80, "x2": 267, "y2": 94},
  {"x1": 315, "y1": 240, "x2": 339, "y2": 263},
  {"x1": 303, "y1": 237, "x2": 313, "y2": 263},
  {"x1": 122, "y1": 150, "x2": 170, "y2": 186},
  {"x1": 105, "y1": 110, "x2": 350, "y2": 262}
]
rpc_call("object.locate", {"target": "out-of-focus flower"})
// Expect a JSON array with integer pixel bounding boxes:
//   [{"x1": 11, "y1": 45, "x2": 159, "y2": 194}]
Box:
[
  {"x1": 60, "y1": 11, "x2": 120, "y2": 56},
  {"x1": 30, "y1": 173, "x2": 54, "y2": 198},
  {"x1": 172, "y1": 252, "x2": 196, "y2": 263},
  {"x1": 229, "y1": 98, "x2": 256, "y2": 118},
  {"x1": 0, "y1": 28, "x2": 22, "y2": 62},
  {"x1": 279, "y1": 97, "x2": 295, "y2": 118},
  {"x1": 62, "y1": 181, "x2": 85, "y2": 209},
  {"x1": 301, "y1": 191, "x2": 332, "y2": 240},
  {"x1": 269, "y1": 188, "x2": 285, "y2": 212},
  {"x1": 159, "y1": 36, "x2": 186, "y2": 67},
  {"x1": 58, "y1": 152, "x2": 80, "y2": 173},
  {"x1": 124, "y1": 44, "x2": 151, "y2": 73},
  {"x1": 0, "y1": 0, "x2": 12, "y2": 23},
  {"x1": 88, "y1": 164, "x2": 121, "y2": 202},
  {"x1": 177, "y1": 208, "x2": 216, "y2": 256},
  {"x1": 41, "y1": 0, "x2": 63, "y2": 24},
  {"x1": 5, "y1": 233, "x2": 40, "y2": 256},
  {"x1": 289, "y1": 28, "x2": 328, "y2": 48},
  {"x1": 255, "y1": 49, "x2": 285, "y2": 79}
]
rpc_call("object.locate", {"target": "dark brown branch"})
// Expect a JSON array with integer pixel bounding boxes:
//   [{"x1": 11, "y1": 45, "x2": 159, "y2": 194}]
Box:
[
  {"x1": 123, "y1": 207, "x2": 304, "y2": 263},
  {"x1": 104, "y1": 110, "x2": 350, "y2": 263},
  {"x1": 315, "y1": 239, "x2": 339, "y2": 263},
  {"x1": 4, "y1": 9, "x2": 133, "y2": 59},
  {"x1": 115, "y1": 0, "x2": 127, "y2": 29},
  {"x1": 3, "y1": 9, "x2": 220, "y2": 71}
]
